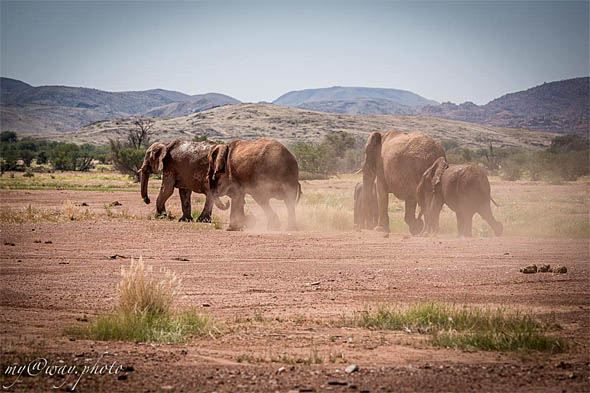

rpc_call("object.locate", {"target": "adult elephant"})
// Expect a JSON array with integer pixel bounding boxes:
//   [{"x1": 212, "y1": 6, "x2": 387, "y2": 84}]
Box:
[
  {"x1": 139, "y1": 139, "x2": 229, "y2": 222},
  {"x1": 207, "y1": 138, "x2": 301, "y2": 231},
  {"x1": 360, "y1": 131, "x2": 445, "y2": 234}
]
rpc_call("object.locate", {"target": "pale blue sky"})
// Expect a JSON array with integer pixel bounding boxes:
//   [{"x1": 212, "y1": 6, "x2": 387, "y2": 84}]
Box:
[{"x1": 1, "y1": 1, "x2": 588, "y2": 104}]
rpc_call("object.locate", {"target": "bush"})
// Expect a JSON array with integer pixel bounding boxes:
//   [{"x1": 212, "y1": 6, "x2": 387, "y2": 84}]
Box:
[
  {"x1": 69, "y1": 257, "x2": 219, "y2": 343},
  {"x1": 289, "y1": 131, "x2": 363, "y2": 176},
  {"x1": 119, "y1": 256, "x2": 181, "y2": 315}
]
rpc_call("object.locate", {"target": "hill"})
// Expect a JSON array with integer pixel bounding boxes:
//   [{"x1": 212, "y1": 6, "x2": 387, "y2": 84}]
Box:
[
  {"x1": 42, "y1": 103, "x2": 555, "y2": 150},
  {"x1": 420, "y1": 77, "x2": 589, "y2": 135},
  {"x1": 273, "y1": 86, "x2": 437, "y2": 114},
  {"x1": 0, "y1": 78, "x2": 240, "y2": 133}
]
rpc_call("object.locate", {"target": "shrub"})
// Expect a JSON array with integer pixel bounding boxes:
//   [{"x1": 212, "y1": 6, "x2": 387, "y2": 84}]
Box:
[
  {"x1": 70, "y1": 257, "x2": 220, "y2": 342},
  {"x1": 118, "y1": 256, "x2": 181, "y2": 315}
]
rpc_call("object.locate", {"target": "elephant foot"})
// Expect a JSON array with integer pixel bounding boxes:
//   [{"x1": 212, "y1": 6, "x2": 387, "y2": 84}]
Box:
[
  {"x1": 226, "y1": 225, "x2": 244, "y2": 231},
  {"x1": 373, "y1": 225, "x2": 390, "y2": 233},
  {"x1": 267, "y1": 221, "x2": 281, "y2": 231},
  {"x1": 286, "y1": 223, "x2": 298, "y2": 231},
  {"x1": 196, "y1": 215, "x2": 211, "y2": 223},
  {"x1": 409, "y1": 220, "x2": 424, "y2": 236},
  {"x1": 244, "y1": 214, "x2": 257, "y2": 229},
  {"x1": 179, "y1": 216, "x2": 194, "y2": 222},
  {"x1": 143, "y1": 197, "x2": 151, "y2": 204},
  {"x1": 494, "y1": 222, "x2": 504, "y2": 236},
  {"x1": 353, "y1": 224, "x2": 361, "y2": 232}
]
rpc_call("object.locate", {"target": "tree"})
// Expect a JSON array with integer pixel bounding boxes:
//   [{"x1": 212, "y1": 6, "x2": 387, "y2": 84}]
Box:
[
  {"x1": 109, "y1": 139, "x2": 145, "y2": 181},
  {"x1": 0, "y1": 131, "x2": 17, "y2": 143},
  {"x1": 109, "y1": 117, "x2": 156, "y2": 180},
  {"x1": 128, "y1": 118, "x2": 155, "y2": 150}
]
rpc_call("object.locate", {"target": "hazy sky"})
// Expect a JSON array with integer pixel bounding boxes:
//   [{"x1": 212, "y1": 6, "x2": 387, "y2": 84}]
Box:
[{"x1": 1, "y1": 1, "x2": 588, "y2": 104}]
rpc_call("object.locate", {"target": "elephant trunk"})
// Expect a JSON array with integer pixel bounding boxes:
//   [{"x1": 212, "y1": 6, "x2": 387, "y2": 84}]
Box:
[
  {"x1": 214, "y1": 197, "x2": 230, "y2": 210},
  {"x1": 139, "y1": 165, "x2": 151, "y2": 204},
  {"x1": 361, "y1": 132, "x2": 382, "y2": 225}
]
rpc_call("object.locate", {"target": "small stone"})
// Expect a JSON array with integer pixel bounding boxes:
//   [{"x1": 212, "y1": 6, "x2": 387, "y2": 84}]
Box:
[
  {"x1": 538, "y1": 264, "x2": 551, "y2": 273},
  {"x1": 45, "y1": 240, "x2": 53, "y2": 244},
  {"x1": 173, "y1": 257, "x2": 189, "y2": 261},
  {"x1": 121, "y1": 365, "x2": 135, "y2": 372},
  {"x1": 277, "y1": 366, "x2": 286, "y2": 373},
  {"x1": 110, "y1": 201, "x2": 122, "y2": 206},
  {"x1": 345, "y1": 364, "x2": 358, "y2": 374},
  {"x1": 4, "y1": 242, "x2": 15, "y2": 246},
  {"x1": 202, "y1": 303, "x2": 211, "y2": 307},
  {"x1": 328, "y1": 381, "x2": 347, "y2": 386},
  {"x1": 117, "y1": 375, "x2": 127, "y2": 381},
  {"x1": 33, "y1": 240, "x2": 42, "y2": 243},
  {"x1": 81, "y1": 202, "x2": 89, "y2": 206},
  {"x1": 553, "y1": 266, "x2": 567, "y2": 274},
  {"x1": 520, "y1": 265, "x2": 537, "y2": 274}
]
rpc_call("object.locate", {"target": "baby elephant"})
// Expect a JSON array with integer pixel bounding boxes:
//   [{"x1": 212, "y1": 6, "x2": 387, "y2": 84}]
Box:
[
  {"x1": 416, "y1": 157, "x2": 503, "y2": 237},
  {"x1": 353, "y1": 182, "x2": 378, "y2": 230}
]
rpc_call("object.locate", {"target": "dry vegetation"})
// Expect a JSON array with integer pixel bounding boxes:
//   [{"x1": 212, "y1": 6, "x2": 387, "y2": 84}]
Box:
[{"x1": 42, "y1": 103, "x2": 556, "y2": 149}]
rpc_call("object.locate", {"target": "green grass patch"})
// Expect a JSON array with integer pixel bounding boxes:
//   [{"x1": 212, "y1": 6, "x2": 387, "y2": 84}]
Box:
[
  {"x1": 69, "y1": 309, "x2": 219, "y2": 343},
  {"x1": 340, "y1": 302, "x2": 567, "y2": 353},
  {"x1": 69, "y1": 257, "x2": 220, "y2": 343}
]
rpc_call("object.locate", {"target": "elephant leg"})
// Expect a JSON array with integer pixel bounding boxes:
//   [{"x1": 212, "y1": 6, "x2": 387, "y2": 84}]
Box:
[
  {"x1": 456, "y1": 211, "x2": 466, "y2": 237},
  {"x1": 227, "y1": 192, "x2": 246, "y2": 231},
  {"x1": 156, "y1": 174, "x2": 175, "y2": 217},
  {"x1": 254, "y1": 196, "x2": 281, "y2": 231},
  {"x1": 178, "y1": 189, "x2": 193, "y2": 222},
  {"x1": 479, "y1": 203, "x2": 503, "y2": 236},
  {"x1": 464, "y1": 212, "x2": 474, "y2": 237},
  {"x1": 197, "y1": 193, "x2": 214, "y2": 223},
  {"x1": 374, "y1": 180, "x2": 390, "y2": 232},
  {"x1": 284, "y1": 188, "x2": 298, "y2": 231},
  {"x1": 405, "y1": 200, "x2": 424, "y2": 236}
]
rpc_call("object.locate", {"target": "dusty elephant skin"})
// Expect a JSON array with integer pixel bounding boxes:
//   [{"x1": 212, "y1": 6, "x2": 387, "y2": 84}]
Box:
[
  {"x1": 207, "y1": 138, "x2": 302, "y2": 231},
  {"x1": 139, "y1": 140, "x2": 229, "y2": 222},
  {"x1": 360, "y1": 130, "x2": 445, "y2": 235},
  {"x1": 417, "y1": 157, "x2": 503, "y2": 237},
  {"x1": 353, "y1": 182, "x2": 378, "y2": 230}
]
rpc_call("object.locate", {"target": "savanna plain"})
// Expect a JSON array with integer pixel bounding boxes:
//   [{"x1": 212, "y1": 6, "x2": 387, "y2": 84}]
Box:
[{"x1": 0, "y1": 171, "x2": 589, "y2": 392}]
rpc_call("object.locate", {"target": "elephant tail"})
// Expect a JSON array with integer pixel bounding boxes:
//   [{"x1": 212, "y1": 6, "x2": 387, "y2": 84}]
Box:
[
  {"x1": 214, "y1": 196, "x2": 230, "y2": 210},
  {"x1": 296, "y1": 182, "x2": 302, "y2": 204},
  {"x1": 491, "y1": 197, "x2": 500, "y2": 207}
]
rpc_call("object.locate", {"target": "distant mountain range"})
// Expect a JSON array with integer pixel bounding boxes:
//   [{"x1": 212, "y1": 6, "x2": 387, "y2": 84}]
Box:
[
  {"x1": 420, "y1": 77, "x2": 589, "y2": 135},
  {"x1": 0, "y1": 77, "x2": 240, "y2": 133},
  {"x1": 273, "y1": 86, "x2": 437, "y2": 115},
  {"x1": 273, "y1": 79, "x2": 589, "y2": 135},
  {"x1": 1, "y1": 77, "x2": 588, "y2": 135}
]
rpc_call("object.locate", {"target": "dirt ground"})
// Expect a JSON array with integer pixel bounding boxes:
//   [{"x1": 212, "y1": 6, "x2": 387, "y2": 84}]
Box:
[{"x1": 1, "y1": 184, "x2": 589, "y2": 392}]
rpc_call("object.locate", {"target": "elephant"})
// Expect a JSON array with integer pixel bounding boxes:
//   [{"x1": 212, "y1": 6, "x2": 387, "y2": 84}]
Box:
[
  {"x1": 416, "y1": 157, "x2": 503, "y2": 237},
  {"x1": 139, "y1": 139, "x2": 229, "y2": 222},
  {"x1": 360, "y1": 131, "x2": 445, "y2": 235},
  {"x1": 207, "y1": 138, "x2": 302, "y2": 231},
  {"x1": 353, "y1": 181, "x2": 378, "y2": 230}
]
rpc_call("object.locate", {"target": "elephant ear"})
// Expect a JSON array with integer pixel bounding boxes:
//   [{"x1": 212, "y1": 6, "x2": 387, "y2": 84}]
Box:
[
  {"x1": 148, "y1": 142, "x2": 167, "y2": 173},
  {"x1": 430, "y1": 157, "x2": 448, "y2": 189}
]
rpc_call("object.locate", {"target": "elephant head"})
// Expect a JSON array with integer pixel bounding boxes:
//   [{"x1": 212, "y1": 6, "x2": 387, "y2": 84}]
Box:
[
  {"x1": 139, "y1": 142, "x2": 167, "y2": 204},
  {"x1": 207, "y1": 143, "x2": 233, "y2": 197},
  {"x1": 416, "y1": 157, "x2": 448, "y2": 232}
]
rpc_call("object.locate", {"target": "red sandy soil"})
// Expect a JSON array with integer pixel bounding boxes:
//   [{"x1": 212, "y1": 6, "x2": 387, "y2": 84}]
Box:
[{"x1": 0, "y1": 189, "x2": 589, "y2": 392}]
